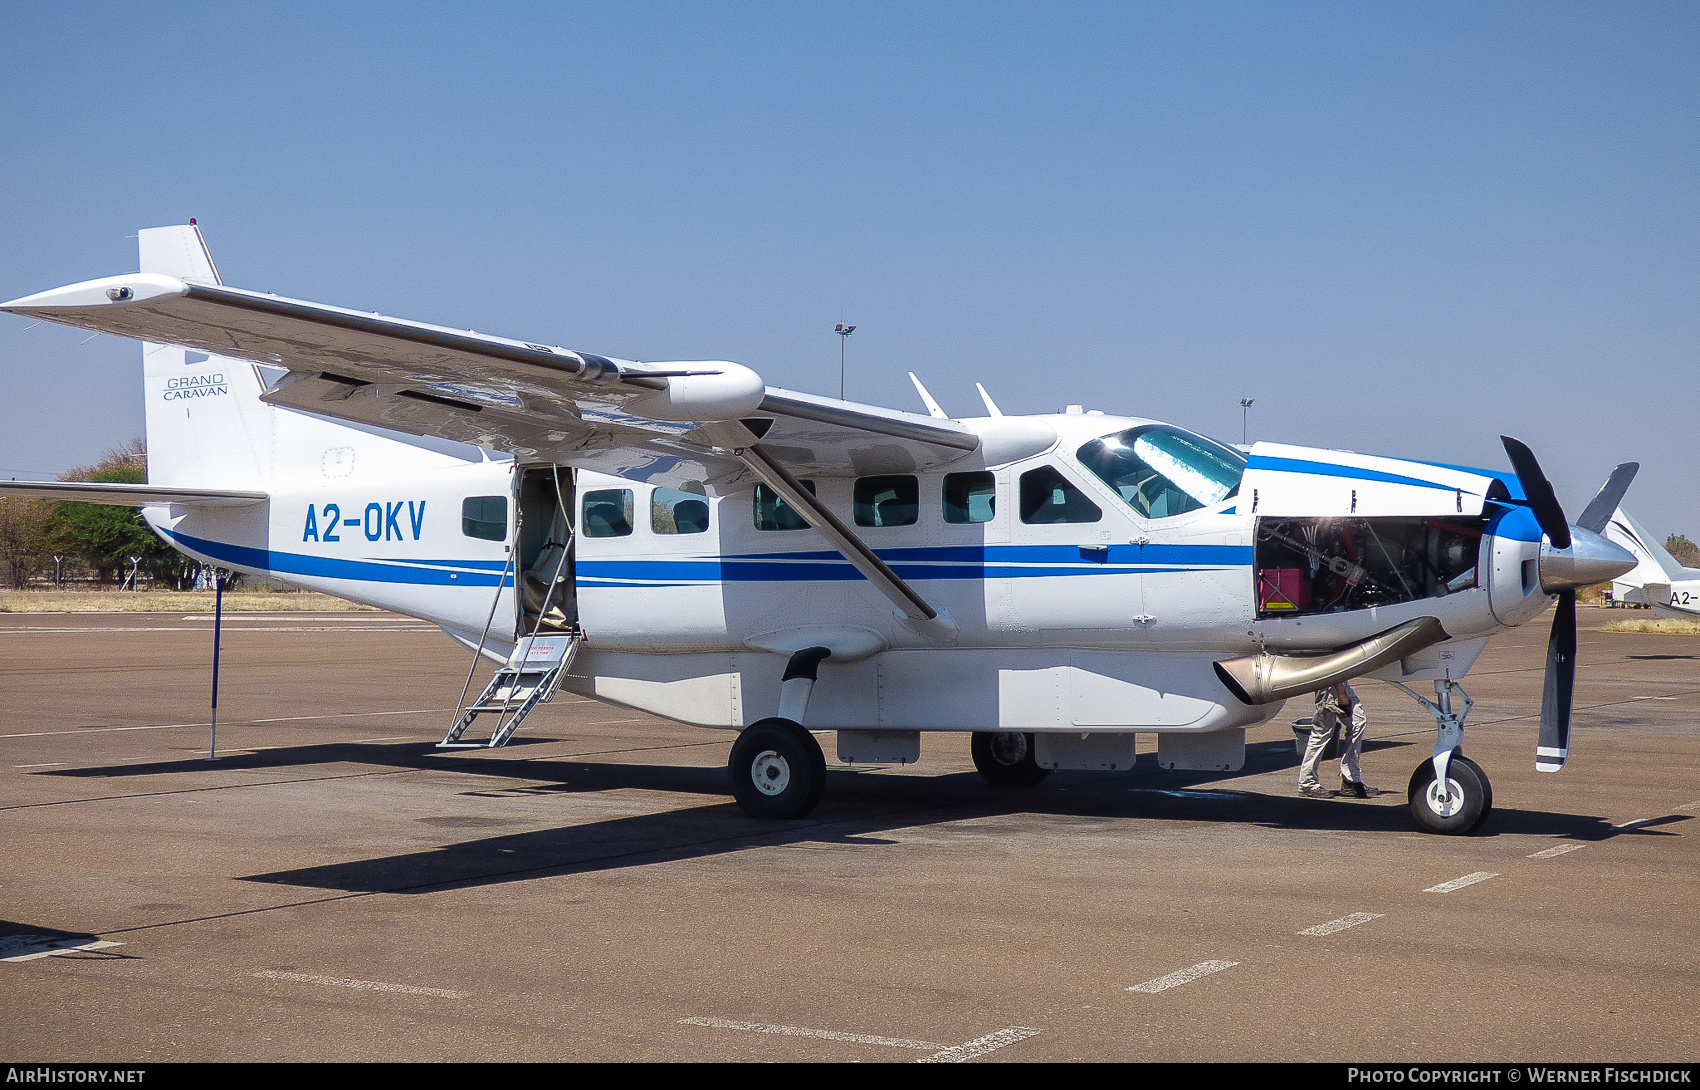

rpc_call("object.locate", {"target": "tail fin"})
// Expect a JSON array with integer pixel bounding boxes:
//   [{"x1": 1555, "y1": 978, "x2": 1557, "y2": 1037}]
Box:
[
  {"x1": 139, "y1": 224, "x2": 273, "y2": 488},
  {"x1": 136, "y1": 223, "x2": 486, "y2": 492},
  {"x1": 1603, "y1": 506, "x2": 1699, "y2": 589}
]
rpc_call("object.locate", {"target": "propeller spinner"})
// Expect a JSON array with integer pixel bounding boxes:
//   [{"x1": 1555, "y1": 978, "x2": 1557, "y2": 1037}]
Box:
[{"x1": 1499, "y1": 437, "x2": 1638, "y2": 773}]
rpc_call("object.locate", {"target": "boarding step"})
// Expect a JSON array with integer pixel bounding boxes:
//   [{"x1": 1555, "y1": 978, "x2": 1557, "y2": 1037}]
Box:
[{"x1": 438, "y1": 633, "x2": 578, "y2": 749}]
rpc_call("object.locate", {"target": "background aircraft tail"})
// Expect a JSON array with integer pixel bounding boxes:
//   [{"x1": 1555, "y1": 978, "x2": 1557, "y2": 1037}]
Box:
[{"x1": 1603, "y1": 506, "x2": 1700, "y2": 608}]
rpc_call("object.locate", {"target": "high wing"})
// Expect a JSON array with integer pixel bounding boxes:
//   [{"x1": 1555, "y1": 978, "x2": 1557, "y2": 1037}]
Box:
[
  {"x1": 0, "y1": 272, "x2": 979, "y2": 490},
  {"x1": 1, "y1": 228, "x2": 989, "y2": 631},
  {"x1": 0, "y1": 481, "x2": 265, "y2": 507}
]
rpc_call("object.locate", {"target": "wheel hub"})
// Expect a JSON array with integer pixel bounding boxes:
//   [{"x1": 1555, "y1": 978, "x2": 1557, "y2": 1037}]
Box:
[
  {"x1": 1425, "y1": 777, "x2": 1466, "y2": 818},
  {"x1": 989, "y1": 732, "x2": 1029, "y2": 766},
  {"x1": 750, "y1": 749, "x2": 792, "y2": 796}
]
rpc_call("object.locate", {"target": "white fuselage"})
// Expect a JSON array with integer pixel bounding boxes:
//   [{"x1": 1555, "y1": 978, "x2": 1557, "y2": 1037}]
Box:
[{"x1": 145, "y1": 407, "x2": 1555, "y2": 740}]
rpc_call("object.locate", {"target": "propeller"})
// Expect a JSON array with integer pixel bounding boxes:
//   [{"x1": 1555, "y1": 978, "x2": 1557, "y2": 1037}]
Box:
[
  {"x1": 1501, "y1": 436, "x2": 1571, "y2": 549},
  {"x1": 1499, "y1": 438, "x2": 1639, "y2": 773}
]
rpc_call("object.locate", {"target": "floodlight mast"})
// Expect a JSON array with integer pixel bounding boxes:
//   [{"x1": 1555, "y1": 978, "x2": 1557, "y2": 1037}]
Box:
[
  {"x1": 835, "y1": 323, "x2": 856, "y2": 400},
  {"x1": 1240, "y1": 397, "x2": 1255, "y2": 445}
]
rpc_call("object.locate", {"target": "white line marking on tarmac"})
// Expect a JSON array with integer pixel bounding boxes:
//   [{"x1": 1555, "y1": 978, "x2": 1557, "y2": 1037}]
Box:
[
  {"x1": 0, "y1": 936, "x2": 123, "y2": 962},
  {"x1": 1299, "y1": 912, "x2": 1383, "y2": 936},
  {"x1": 14, "y1": 762, "x2": 67, "y2": 768},
  {"x1": 180, "y1": 613, "x2": 398, "y2": 621},
  {"x1": 1677, "y1": 801, "x2": 1700, "y2": 812},
  {"x1": 350, "y1": 736, "x2": 418, "y2": 744},
  {"x1": 0, "y1": 707, "x2": 451, "y2": 740},
  {"x1": 0, "y1": 625, "x2": 434, "y2": 634},
  {"x1": 252, "y1": 970, "x2": 467, "y2": 998},
  {"x1": 679, "y1": 1017, "x2": 942, "y2": 1051},
  {"x1": 1128, "y1": 788, "x2": 1249, "y2": 801},
  {"x1": 917, "y1": 1027, "x2": 1042, "y2": 1063},
  {"x1": 1423, "y1": 871, "x2": 1499, "y2": 894},
  {"x1": 1529, "y1": 843, "x2": 1586, "y2": 859},
  {"x1": 1614, "y1": 818, "x2": 1652, "y2": 830},
  {"x1": 1127, "y1": 960, "x2": 1239, "y2": 993}
]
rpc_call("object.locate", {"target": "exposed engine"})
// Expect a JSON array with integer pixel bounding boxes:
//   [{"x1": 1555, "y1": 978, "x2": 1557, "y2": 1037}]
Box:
[{"x1": 1253, "y1": 516, "x2": 1487, "y2": 618}]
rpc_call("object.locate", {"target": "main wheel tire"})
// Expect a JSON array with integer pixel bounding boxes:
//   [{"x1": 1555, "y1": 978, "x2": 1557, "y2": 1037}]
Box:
[
  {"x1": 971, "y1": 731, "x2": 1050, "y2": 788},
  {"x1": 1407, "y1": 754, "x2": 1491, "y2": 835},
  {"x1": 729, "y1": 717, "x2": 827, "y2": 819}
]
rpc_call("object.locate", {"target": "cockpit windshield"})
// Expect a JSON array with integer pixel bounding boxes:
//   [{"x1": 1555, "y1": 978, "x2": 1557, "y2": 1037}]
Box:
[{"x1": 1076, "y1": 425, "x2": 1246, "y2": 519}]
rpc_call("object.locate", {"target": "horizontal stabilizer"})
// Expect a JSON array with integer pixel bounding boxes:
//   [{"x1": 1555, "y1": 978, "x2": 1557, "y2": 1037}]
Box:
[{"x1": 0, "y1": 481, "x2": 265, "y2": 508}]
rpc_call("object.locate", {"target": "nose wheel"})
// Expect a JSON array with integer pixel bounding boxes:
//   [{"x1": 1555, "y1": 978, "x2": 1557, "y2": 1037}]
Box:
[
  {"x1": 1407, "y1": 754, "x2": 1493, "y2": 834},
  {"x1": 729, "y1": 717, "x2": 826, "y2": 819}
]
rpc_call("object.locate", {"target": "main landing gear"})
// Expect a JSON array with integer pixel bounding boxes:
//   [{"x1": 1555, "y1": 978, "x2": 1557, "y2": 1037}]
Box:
[
  {"x1": 1391, "y1": 680, "x2": 1493, "y2": 835},
  {"x1": 970, "y1": 731, "x2": 1051, "y2": 788},
  {"x1": 727, "y1": 647, "x2": 832, "y2": 820},
  {"x1": 729, "y1": 717, "x2": 826, "y2": 819}
]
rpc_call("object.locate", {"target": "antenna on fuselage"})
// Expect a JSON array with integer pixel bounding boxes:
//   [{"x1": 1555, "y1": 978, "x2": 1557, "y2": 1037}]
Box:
[
  {"x1": 975, "y1": 382, "x2": 1004, "y2": 418},
  {"x1": 908, "y1": 372, "x2": 948, "y2": 419}
]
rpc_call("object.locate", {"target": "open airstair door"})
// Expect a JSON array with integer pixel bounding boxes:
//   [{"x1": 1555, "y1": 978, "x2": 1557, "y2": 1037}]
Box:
[
  {"x1": 439, "y1": 633, "x2": 579, "y2": 749},
  {"x1": 517, "y1": 465, "x2": 577, "y2": 636},
  {"x1": 439, "y1": 465, "x2": 579, "y2": 749}
]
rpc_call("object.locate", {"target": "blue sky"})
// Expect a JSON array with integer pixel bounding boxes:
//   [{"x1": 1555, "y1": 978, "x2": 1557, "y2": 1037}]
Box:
[{"x1": 2, "y1": 2, "x2": 1695, "y2": 537}]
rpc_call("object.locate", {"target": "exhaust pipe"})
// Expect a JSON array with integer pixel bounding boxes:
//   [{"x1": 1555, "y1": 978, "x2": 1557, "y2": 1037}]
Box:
[{"x1": 1213, "y1": 616, "x2": 1449, "y2": 706}]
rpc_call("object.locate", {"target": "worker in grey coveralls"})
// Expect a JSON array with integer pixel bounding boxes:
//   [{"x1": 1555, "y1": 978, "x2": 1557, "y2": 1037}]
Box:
[{"x1": 1298, "y1": 682, "x2": 1376, "y2": 798}]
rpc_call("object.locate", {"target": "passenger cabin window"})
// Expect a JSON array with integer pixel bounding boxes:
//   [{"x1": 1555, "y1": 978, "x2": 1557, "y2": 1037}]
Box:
[
  {"x1": 854, "y1": 475, "x2": 918, "y2": 527},
  {"x1": 582, "y1": 488, "x2": 634, "y2": 538},
  {"x1": 1019, "y1": 466, "x2": 1102, "y2": 524},
  {"x1": 461, "y1": 496, "x2": 508, "y2": 541},
  {"x1": 652, "y1": 486, "x2": 711, "y2": 535},
  {"x1": 1076, "y1": 424, "x2": 1245, "y2": 520},
  {"x1": 943, "y1": 471, "x2": 995, "y2": 524},
  {"x1": 754, "y1": 481, "x2": 816, "y2": 531}
]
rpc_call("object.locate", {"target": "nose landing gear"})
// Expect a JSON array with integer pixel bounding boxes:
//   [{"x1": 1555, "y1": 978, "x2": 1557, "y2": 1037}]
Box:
[{"x1": 1390, "y1": 679, "x2": 1493, "y2": 835}]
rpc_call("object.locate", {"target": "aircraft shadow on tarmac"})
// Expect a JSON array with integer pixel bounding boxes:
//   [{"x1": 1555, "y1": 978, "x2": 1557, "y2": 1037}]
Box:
[{"x1": 40, "y1": 737, "x2": 1676, "y2": 895}]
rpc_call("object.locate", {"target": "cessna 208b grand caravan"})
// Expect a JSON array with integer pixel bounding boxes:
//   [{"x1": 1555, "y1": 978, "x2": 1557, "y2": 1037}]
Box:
[{"x1": 0, "y1": 224, "x2": 1640, "y2": 835}]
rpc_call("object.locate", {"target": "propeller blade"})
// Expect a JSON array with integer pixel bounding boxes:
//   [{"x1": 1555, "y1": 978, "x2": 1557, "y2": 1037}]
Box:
[
  {"x1": 1536, "y1": 589, "x2": 1576, "y2": 772},
  {"x1": 1501, "y1": 436, "x2": 1571, "y2": 550},
  {"x1": 1576, "y1": 462, "x2": 1640, "y2": 535}
]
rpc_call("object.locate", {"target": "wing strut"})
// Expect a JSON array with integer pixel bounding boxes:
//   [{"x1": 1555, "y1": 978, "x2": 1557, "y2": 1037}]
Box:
[{"x1": 735, "y1": 443, "x2": 953, "y2": 637}]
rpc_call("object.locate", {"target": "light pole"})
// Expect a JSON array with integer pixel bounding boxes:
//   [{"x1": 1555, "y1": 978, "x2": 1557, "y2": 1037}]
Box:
[
  {"x1": 835, "y1": 323, "x2": 856, "y2": 400},
  {"x1": 1240, "y1": 397, "x2": 1255, "y2": 446}
]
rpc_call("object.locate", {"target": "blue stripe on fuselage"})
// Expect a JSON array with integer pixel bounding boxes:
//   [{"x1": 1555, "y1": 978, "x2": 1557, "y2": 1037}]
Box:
[
  {"x1": 716, "y1": 543, "x2": 1252, "y2": 566},
  {"x1": 1486, "y1": 503, "x2": 1544, "y2": 543},
  {"x1": 165, "y1": 529, "x2": 511, "y2": 586},
  {"x1": 1247, "y1": 455, "x2": 1465, "y2": 493},
  {"x1": 164, "y1": 532, "x2": 1250, "y2": 588}
]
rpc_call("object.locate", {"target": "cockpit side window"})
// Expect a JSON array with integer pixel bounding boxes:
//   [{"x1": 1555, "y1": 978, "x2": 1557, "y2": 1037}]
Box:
[{"x1": 1076, "y1": 425, "x2": 1246, "y2": 520}]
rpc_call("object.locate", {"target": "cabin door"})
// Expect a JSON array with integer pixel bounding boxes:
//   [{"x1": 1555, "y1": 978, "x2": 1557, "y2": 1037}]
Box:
[{"x1": 515, "y1": 465, "x2": 577, "y2": 635}]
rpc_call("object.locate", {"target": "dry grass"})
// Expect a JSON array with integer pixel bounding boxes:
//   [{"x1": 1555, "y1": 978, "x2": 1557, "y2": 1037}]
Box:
[
  {"x1": 0, "y1": 589, "x2": 375, "y2": 613},
  {"x1": 1600, "y1": 616, "x2": 1700, "y2": 635}
]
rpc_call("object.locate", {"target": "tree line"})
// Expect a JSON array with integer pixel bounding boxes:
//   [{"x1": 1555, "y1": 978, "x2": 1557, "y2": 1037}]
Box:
[{"x1": 0, "y1": 440, "x2": 197, "y2": 590}]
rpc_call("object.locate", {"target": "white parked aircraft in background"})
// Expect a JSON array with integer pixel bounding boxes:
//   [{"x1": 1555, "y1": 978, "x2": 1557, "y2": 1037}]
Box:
[
  {"x1": 1604, "y1": 507, "x2": 1700, "y2": 618},
  {"x1": 0, "y1": 225, "x2": 1640, "y2": 835}
]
